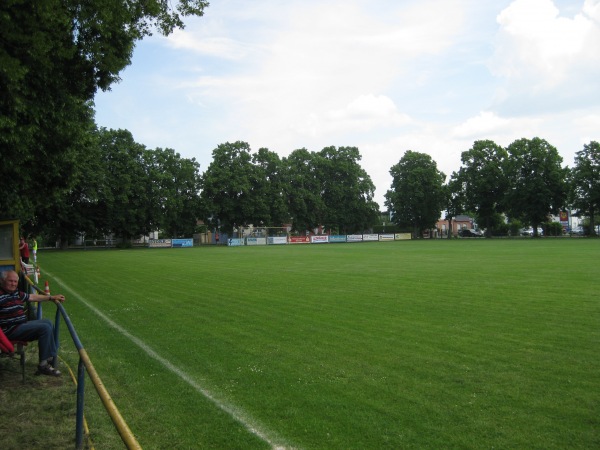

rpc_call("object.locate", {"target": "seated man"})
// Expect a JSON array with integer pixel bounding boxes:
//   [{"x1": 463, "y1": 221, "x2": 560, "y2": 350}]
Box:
[{"x1": 0, "y1": 270, "x2": 66, "y2": 376}]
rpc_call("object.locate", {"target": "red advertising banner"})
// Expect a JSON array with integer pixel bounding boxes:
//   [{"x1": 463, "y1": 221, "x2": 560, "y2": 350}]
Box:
[
  {"x1": 559, "y1": 211, "x2": 569, "y2": 223},
  {"x1": 289, "y1": 236, "x2": 311, "y2": 244}
]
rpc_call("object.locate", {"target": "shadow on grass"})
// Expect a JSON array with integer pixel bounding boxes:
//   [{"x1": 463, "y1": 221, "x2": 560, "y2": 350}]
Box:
[{"x1": 0, "y1": 346, "x2": 85, "y2": 450}]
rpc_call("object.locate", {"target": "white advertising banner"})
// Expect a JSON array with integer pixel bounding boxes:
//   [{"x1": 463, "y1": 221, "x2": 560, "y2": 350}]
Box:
[
  {"x1": 268, "y1": 237, "x2": 288, "y2": 245},
  {"x1": 148, "y1": 239, "x2": 172, "y2": 248},
  {"x1": 346, "y1": 234, "x2": 363, "y2": 242},
  {"x1": 246, "y1": 237, "x2": 267, "y2": 246}
]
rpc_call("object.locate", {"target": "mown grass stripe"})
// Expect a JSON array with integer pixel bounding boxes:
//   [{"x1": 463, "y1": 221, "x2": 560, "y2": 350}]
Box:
[{"x1": 47, "y1": 270, "x2": 292, "y2": 450}]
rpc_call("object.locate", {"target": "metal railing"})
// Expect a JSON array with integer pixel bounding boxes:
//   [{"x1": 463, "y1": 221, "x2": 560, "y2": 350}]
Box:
[
  {"x1": 24, "y1": 273, "x2": 142, "y2": 449},
  {"x1": 56, "y1": 303, "x2": 142, "y2": 449}
]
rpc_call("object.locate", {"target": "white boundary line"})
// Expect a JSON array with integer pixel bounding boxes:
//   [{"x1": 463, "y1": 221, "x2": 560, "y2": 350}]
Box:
[{"x1": 49, "y1": 273, "x2": 292, "y2": 450}]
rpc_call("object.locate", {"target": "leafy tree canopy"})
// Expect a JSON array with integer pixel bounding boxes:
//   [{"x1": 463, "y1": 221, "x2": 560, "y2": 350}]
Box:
[
  {"x1": 199, "y1": 141, "x2": 257, "y2": 232},
  {"x1": 317, "y1": 146, "x2": 379, "y2": 234},
  {"x1": 570, "y1": 141, "x2": 600, "y2": 236},
  {"x1": 504, "y1": 137, "x2": 568, "y2": 236},
  {"x1": 456, "y1": 140, "x2": 508, "y2": 236},
  {"x1": 282, "y1": 148, "x2": 327, "y2": 232},
  {"x1": 0, "y1": 0, "x2": 208, "y2": 223},
  {"x1": 385, "y1": 150, "x2": 446, "y2": 237}
]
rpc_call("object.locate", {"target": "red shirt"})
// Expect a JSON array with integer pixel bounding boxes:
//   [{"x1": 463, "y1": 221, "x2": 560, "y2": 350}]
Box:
[{"x1": 20, "y1": 242, "x2": 30, "y2": 258}]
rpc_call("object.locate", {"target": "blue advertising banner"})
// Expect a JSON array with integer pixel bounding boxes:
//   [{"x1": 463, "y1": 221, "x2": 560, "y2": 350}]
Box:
[
  {"x1": 172, "y1": 238, "x2": 193, "y2": 248},
  {"x1": 246, "y1": 237, "x2": 267, "y2": 246}
]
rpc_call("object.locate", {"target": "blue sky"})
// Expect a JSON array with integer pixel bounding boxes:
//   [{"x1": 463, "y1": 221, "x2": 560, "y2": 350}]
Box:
[{"x1": 94, "y1": 0, "x2": 600, "y2": 207}]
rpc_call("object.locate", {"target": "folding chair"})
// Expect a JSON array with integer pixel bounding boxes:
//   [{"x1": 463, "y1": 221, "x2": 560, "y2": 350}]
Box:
[{"x1": 0, "y1": 328, "x2": 28, "y2": 382}]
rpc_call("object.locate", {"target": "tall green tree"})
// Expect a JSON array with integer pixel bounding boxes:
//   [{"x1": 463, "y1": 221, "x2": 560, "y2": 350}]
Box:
[
  {"x1": 0, "y1": 0, "x2": 208, "y2": 223},
  {"x1": 456, "y1": 140, "x2": 508, "y2": 236},
  {"x1": 570, "y1": 141, "x2": 600, "y2": 236},
  {"x1": 504, "y1": 137, "x2": 568, "y2": 236},
  {"x1": 283, "y1": 149, "x2": 326, "y2": 232},
  {"x1": 146, "y1": 148, "x2": 202, "y2": 237},
  {"x1": 385, "y1": 151, "x2": 446, "y2": 237},
  {"x1": 318, "y1": 146, "x2": 379, "y2": 234},
  {"x1": 96, "y1": 128, "x2": 152, "y2": 241},
  {"x1": 251, "y1": 148, "x2": 289, "y2": 227},
  {"x1": 40, "y1": 129, "x2": 203, "y2": 244},
  {"x1": 199, "y1": 141, "x2": 257, "y2": 232},
  {"x1": 32, "y1": 122, "x2": 104, "y2": 247}
]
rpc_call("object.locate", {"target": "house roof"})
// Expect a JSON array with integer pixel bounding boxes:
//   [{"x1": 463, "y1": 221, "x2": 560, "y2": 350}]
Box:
[{"x1": 454, "y1": 215, "x2": 473, "y2": 221}]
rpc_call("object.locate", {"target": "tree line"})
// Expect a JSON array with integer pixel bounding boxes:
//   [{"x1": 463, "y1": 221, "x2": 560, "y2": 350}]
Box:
[
  {"x1": 387, "y1": 138, "x2": 600, "y2": 238},
  {"x1": 3, "y1": 128, "x2": 381, "y2": 244},
  {"x1": 2, "y1": 1, "x2": 598, "y2": 242},
  {"x1": 3, "y1": 122, "x2": 599, "y2": 244}
]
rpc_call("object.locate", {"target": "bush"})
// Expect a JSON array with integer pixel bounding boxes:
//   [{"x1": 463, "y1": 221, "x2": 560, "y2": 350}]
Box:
[
  {"x1": 508, "y1": 220, "x2": 523, "y2": 237},
  {"x1": 544, "y1": 222, "x2": 564, "y2": 236},
  {"x1": 491, "y1": 222, "x2": 510, "y2": 237}
]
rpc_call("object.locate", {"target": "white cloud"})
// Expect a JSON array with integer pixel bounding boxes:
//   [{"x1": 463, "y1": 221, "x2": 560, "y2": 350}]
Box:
[
  {"x1": 572, "y1": 113, "x2": 600, "y2": 148},
  {"x1": 490, "y1": 0, "x2": 600, "y2": 89},
  {"x1": 213, "y1": 0, "x2": 467, "y2": 152},
  {"x1": 320, "y1": 94, "x2": 412, "y2": 133},
  {"x1": 574, "y1": 113, "x2": 600, "y2": 130},
  {"x1": 583, "y1": 0, "x2": 600, "y2": 22},
  {"x1": 166, "y1": 30, "x2": 253, "y2": 60},
  {"x1": 451, "y1": 111, "x2": 543, "y2": 142},
  {"x1": 452, "y1": 111, "x2": 512, "y2": 138}
]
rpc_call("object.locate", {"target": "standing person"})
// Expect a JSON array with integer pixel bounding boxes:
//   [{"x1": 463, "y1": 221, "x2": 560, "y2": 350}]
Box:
[
  {"x1": 0, "y1": 270, "x2": 66, "y2": 376},
  {"x1": 19, "y1": 237, "x2": 30, "y2": 264},
  {"x1": 32, "y1": 238, "x2": 38, "y2": 263}
]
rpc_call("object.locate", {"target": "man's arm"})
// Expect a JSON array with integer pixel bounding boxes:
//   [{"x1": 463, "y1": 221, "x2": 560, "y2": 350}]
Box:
[{"x1": 28, "y1": 293, "x2": 66, "y2": 303}]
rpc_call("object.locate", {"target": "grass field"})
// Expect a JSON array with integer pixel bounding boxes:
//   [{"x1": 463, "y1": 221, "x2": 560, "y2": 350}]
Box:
[{"x1": 26, "y1": 239, "x2": 600, "y2": 449}]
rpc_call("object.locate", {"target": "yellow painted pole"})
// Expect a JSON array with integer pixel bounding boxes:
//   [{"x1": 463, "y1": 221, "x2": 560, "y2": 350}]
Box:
[{"x1": 79, "y1": 349, "x2": 143, "y2": 449}]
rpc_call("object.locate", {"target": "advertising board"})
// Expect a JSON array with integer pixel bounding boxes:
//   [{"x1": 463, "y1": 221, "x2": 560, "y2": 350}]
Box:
[
  {"x1": 246, "y1": 237, "x2": 267, "y2": 246},
  {"x1": 289, "y1": 236, "x2": 311, "y2": 244},
  {"x1": 346, "y1": 234, "x2": 363, "y2": 242},
  {"x1": 149, "y1": 239, "x2": 172, "y2": 248},
  {"x1": 172, "y1": 238, "x2": 193, "y2": 248},
  {"x1": 268, "y1": 237, "x2": 288, "y2": 245}
]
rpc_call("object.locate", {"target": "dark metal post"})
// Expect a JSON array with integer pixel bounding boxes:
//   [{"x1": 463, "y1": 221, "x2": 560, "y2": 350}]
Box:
[
  {"x1": 76, "y1": 358, "x2": 86, "y2": 449},
  {"x1": 52, "y1": 306, "x2": 61, "y2": 367}
]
